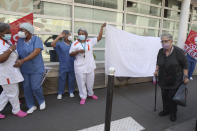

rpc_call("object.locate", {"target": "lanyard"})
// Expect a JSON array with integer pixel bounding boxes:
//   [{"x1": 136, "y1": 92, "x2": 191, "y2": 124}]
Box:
[
  {"x1": 80, "y1": 42, "x2": 86, "y2": 58},
  {"x1": 1, "y1": 38, "x2": 12, "y2": 46},
  {"x1": 0, "y1": 39, "x2": 17, "y2": 54},
  {"x1": 81, "y1": 42, "x2": 86, "y2": 50}
]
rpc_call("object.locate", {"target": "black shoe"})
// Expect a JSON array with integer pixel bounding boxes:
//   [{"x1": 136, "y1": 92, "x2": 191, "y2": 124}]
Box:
[
  {"x1": 170, "y1": 114, "x2": 177, "y2": 122},
  {"x1": 158, "y1": 111, "x2": 170, "y2": 116}
]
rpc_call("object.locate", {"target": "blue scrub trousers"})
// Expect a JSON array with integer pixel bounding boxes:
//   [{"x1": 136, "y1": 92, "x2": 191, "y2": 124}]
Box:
[
  {"x1": 58, "y1": 70, "x2": 75, "y2": 95},
  {"x1": 187, "y1": 54, "x2": 197, "y2": 78},
  {"x1": 23, "y1": 73, "x2": 45, "y2": 108}
]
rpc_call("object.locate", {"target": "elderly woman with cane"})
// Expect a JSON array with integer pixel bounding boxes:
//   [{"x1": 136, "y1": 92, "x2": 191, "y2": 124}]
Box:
[{"x1": 154, "y1": 34, "x2": 189, "y2": 122}]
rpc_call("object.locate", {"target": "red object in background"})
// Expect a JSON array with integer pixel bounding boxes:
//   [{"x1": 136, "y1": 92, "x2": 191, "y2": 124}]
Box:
[
  {"x1": 9, "y1": 13, "x2": 33, "y2": 44},
  {"x1": 184, "y1": 30, "x2": 197, "y2": 60}
]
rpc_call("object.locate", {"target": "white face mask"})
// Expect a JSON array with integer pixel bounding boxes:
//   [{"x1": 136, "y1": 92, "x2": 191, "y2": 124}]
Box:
[
  {"x1": 18, "y1": 31, "x2": 26, "y2": 38},
  {"x1": 68, "y1": 36, "x2": 72, "y2": 41}
]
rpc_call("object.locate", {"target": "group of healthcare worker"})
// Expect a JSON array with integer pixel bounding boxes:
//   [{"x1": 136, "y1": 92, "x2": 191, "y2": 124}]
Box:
[
  {"x1": 0, "y1": 22, "x2": 46, "y2": 119},
  {"x1": 0, "y1": 21, "x2": 106, "y2": 118},
  {"x1": 52, "y1": 23, "x2": 106, "y2": 105}
]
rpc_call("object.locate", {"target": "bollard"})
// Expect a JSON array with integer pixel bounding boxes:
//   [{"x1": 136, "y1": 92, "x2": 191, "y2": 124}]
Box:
[{"x1": 104, "y1": 67, "x2": 115, "y2": 131}]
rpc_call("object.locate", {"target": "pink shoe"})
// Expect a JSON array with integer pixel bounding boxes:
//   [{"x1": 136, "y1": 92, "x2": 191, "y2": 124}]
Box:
[
  {"x1": 15, "y1": 110, "x2": 27, "y2": 118},
  {"x1": 0, "y1": 113, "x2": 5, "y2": 119},
  {"x1": 80, "y1": 99, "x2": 86, "y2": 105},
  {"x1": 90, "y1": 95, "x2": 98, "y2": 100}
]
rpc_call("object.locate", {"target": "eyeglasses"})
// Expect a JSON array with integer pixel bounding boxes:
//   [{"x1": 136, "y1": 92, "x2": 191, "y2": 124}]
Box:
[{"x1": 161, "y1": 40, "x2": 171, "y2": 43}]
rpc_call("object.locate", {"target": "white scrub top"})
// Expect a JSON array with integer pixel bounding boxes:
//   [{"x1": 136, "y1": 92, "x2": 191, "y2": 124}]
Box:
[
  {"x1": 69, "y1": 38, "x2": 97, "y2": 73},
  {"x1": 0, "y1": 39, "x2": 24, "y2": 85}
]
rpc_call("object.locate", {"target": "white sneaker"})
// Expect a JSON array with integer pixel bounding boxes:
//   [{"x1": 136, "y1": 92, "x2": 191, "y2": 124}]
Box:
[
  {"x1": 39, "y1": 101, "x2": 46, "y2": 110},
  {"x1": 57, "y1": 94, "x2": 62, "y2": 100},
  {"x1": 69, "y1": 93, "x2": 75, "y2": 98},
  {"x1": 27, "y1": 106, "x2": 37, "y2": 114},
  {"x1": 190, "y1": 77, "x2": 193, "y2": 80}
]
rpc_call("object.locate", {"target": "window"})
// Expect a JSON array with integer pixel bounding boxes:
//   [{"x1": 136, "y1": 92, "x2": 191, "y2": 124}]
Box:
[
  {"x1": 125, "y1": 26, "x2": 159, "y2": 37},
  {"x1": 34, "y1": 2, "x2": 72, "y2": 18},
  {"x1": 127, "y1": 2, "x2": 161, "y2": 17},
  {"x1": 163, "y1": 20, "x2": 179, "y2": 30},
  {"x1": 75, "y1": 7, "x2": 123, "y2": 24},
  {"x1": 34, "y1": 18, "x2": 71, "y2": 33},
  {"x1": 126, "y1": 14, "x2": 160, "y2": 28},
  {"x1": 135, "y1": 0, "x2": 162, "y2": 5},
  {"x1": 74, "y1": 0, "x2": 123, "y2": 10},
  {"x1": 0, "y1": 0, "x2": 33, "y2": 13}
]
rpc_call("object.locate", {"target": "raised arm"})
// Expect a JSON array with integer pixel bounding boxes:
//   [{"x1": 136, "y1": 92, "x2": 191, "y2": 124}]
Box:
[
  {"x1": 97, "y1": 23, "x2": 106, "y2": 42},
  {"x1": 51, "y1": 33, "x2": 65, "y2": 47}
]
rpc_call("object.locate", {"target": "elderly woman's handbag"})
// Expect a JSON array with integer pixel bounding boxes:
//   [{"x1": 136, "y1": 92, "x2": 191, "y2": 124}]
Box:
[{"x1": 173, "y1": 82, "x2": 188, "y2": 107}]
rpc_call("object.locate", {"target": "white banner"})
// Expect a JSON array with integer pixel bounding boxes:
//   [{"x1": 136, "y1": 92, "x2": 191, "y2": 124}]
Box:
[{"x1": 105, "y1": 25, "x2": 162, "y2": 77}]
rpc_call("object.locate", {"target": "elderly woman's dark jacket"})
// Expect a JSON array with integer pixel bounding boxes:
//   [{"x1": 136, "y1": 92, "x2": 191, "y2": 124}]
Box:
[{"x1": 157, "y1": 46, "x2": 188, "y2": 89}]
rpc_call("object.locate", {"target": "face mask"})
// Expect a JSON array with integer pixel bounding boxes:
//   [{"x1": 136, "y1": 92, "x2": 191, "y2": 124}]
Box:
[
  {"x1": 162, "y1": 43, "x2": 171, "y2": 49},
  {"x1": 68, "y1": 36, "x2": 72, "y2": 41},
  {"x1": 18, "y1": 31, "x2": 26, "y2": 38},
  {"x1": 2, "y1": 34, "x2": 12, "y2": 40},
  {"x1": 78, "y1": 35, "x2": 86, "y2": 41}
]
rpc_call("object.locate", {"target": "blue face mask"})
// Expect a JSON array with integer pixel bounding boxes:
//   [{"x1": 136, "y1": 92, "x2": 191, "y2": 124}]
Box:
[
  {"x1": 78, "y1": 35, "x2": 86, "y2": 41},
  {"x1": 2, "y1": 34, "x2": 12, "y2": 41}
]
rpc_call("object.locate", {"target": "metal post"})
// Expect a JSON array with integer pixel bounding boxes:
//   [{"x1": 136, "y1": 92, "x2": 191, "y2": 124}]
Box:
[
  {"x1": 154, "y1": 76, "x2": 158, "y2": 112},
  {"x1": 104, "y1": 67, "x2": 115, "y2": 131}
]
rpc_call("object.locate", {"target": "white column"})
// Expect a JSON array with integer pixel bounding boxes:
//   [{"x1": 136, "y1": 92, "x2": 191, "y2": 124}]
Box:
[{"x1": 177, "y1": 0, "x2": 191, "y2": 49}]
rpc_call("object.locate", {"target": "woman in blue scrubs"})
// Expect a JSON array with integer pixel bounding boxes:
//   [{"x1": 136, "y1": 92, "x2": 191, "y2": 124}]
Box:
[
  {"x1": 51, "y1": 30, "x2": 75, "y2": 99},
  {"x1": 14, "y1": 23, "x2": 46, "y2": 114}
]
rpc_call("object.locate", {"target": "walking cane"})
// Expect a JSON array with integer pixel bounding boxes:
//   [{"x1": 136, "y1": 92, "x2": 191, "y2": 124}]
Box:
[{"x1": 154, "y1": 75, "x2": 158, "y2": 112}]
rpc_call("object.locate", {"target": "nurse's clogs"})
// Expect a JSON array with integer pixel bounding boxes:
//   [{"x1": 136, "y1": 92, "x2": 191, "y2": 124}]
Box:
[
  {"x1": 15, "y1": 110, "x2": 27, "y2": 118},
  {"x1": 0, "y1": 113, "x2": 5, "y2": 119},
  {"x1": 80, "y1": 99, "x2": 86, "y2": 105},
  {"x1": 89, "y1": 95, "x2": 98, "y2": 100}
]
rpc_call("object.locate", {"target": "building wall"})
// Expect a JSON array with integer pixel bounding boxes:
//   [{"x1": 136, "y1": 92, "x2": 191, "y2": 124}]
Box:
[{"x1": 0, "y1": 0, "x2": 197, "y2": 89}]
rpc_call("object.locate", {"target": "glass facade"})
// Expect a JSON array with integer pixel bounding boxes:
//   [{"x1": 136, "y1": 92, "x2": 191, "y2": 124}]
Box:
[{"x1": 0, "y1": 0, "x2": 195, "y2": 64}]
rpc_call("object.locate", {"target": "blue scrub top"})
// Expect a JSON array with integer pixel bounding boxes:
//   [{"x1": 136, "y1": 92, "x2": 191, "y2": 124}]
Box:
[
  {"x1": 17, "y1": 36, "x2": 44, "y2": 74},
  {"x1": 55, "y1": 41, "x2": 74, "y2": 72}
]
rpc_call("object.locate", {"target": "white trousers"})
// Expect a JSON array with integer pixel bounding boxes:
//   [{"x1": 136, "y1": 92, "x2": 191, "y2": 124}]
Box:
[
  {"x1": 0, "y1": 83, "x2": 20, "y2": 114},
  {"x1": 75, "y1": 71, "x2": 95, "y2": 99}
]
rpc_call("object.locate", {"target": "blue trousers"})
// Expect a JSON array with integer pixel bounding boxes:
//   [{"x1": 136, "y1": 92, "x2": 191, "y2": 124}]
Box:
[
  {"x1": 58, "y1": 70, "x2": 75, "y2": 95},
  {"x1": 187, "y1": 54, "x2": 197, "y2": 78},
  {"x1": 23, "y1": 73, "x2": 45, "y2": 109}
]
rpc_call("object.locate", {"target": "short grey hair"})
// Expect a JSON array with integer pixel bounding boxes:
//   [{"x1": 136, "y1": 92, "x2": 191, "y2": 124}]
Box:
[
  {"x1": 160, "y1": 33, "x2": 173, "y2": 40},
  {"x1": 0, "y1": 22, "x2": 10, "y2": 33},
  {"x1": 77, "y1": 27, "x2": 88, "y2": 36}
]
